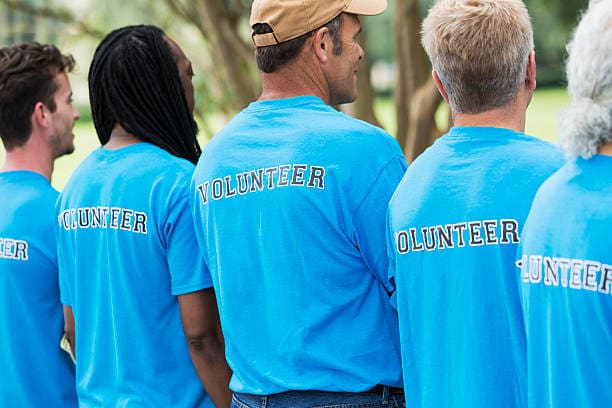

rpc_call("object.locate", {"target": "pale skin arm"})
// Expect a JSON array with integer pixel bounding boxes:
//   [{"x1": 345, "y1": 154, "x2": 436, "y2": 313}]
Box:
[{"x1": 179, "y1": 288, "x2": 232, "y2": 408}]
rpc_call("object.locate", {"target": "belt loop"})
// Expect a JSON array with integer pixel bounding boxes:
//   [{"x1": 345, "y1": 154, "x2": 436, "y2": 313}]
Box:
[
  {"x1": 261, "y1": 395, "x2": 268, "y2": 408},
  {"x1": 382, "y1": 385, "x2": 390, "y2": 404}
]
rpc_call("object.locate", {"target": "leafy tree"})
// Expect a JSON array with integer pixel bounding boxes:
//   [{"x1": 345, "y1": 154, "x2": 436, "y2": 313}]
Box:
[{"x1": 0, "y1": 0, "x2": 589, "y2": 161}]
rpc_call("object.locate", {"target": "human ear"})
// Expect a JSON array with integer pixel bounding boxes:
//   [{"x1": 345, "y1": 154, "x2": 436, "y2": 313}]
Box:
[
  {"x1": 432, "y1": 70, "x2": 450, "y2": 104},
  {"x1": 525, "y1": 50, "x2": 536, "y2": 91},
  {"x1": 312, "y1": 27, "x2": 332, "y2": 63},
  {"x1": 33, "y1": 101, "x2": 50, "y2": 128}
]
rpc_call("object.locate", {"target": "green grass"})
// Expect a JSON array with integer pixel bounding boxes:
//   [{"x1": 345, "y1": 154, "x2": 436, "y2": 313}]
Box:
[
  {"x1": 376, "y1": 87, "x2": 569, "y2": 144},
  {"x1": 0, "y1": 121, "x2": 99, "y2": 191},
  {"x1": 1, "y1": 87, "x2": 569, "y2": 190},
  {"x1": 0, "y1": 120, "x2": 212, "y2": 190},
  {"x1": 51, "y1": 121, "x2": 99, "y2": 190},
  {"x1": 525, "y1": 87, "x2": 569, "y2": 143}
]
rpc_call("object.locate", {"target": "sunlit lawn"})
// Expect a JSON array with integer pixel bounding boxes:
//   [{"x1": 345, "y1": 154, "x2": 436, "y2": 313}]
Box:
[
  {"x1": 374, "y1": 87, "x2": 569, "y2": 144},
  {"x1": 525, "y1": 87, "x2": 569, "y2": 143},
  {"x1": 1, "y1": 87, "x2": 569, "y2": 190}
]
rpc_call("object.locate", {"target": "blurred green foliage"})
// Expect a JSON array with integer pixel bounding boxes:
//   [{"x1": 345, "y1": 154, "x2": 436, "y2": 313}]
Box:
[{"x1": 362, "y1": 0, "x2": 589, "y2": 87}]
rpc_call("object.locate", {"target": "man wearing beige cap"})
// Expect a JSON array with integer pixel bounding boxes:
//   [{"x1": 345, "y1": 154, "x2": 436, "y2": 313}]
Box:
[{"x1": 191, "y1": 0, "x2": 406, "y2": 407}]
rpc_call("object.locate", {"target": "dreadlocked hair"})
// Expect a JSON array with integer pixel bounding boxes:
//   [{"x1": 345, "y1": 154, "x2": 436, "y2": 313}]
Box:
[{"x1": 88, "y1": 25, "x2": 201, "y2": 164}]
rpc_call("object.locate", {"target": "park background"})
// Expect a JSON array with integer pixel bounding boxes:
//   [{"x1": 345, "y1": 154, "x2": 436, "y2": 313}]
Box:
[{"x1": 0, "y1": 0, "x2": 587, "y2": 189}]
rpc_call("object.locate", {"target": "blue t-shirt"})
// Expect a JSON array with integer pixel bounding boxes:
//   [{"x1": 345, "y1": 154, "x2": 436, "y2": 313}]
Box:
[
  {"x1": 191, "y1": 96, "x2": 407, "y2": 394},
  {"x1": 57, "y1": 143, "x2": 213, "y2": 407},
  {"x1": 518, "y1": 155, "x2": 612, "y2": 408},
  {"x1": 388, "y1": 127, "x2": 563, "y2": 407},
  {"x1": 0, "y1": 171, "x2": 77, "y2": 407}
]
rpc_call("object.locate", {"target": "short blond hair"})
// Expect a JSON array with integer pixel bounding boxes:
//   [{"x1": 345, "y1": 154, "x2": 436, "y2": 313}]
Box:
[{"x1": 421, "y1": 0, "x2": 533, "y2": 114}]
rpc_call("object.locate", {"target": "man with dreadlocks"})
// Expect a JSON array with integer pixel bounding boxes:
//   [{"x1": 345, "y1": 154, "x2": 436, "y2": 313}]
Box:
[
  {"x1": 192, "y1": 0, "x2": 406, "y2": 407},
  {"x1": 0, "y1": 42, "x2": 78, "y2": 407},
  {"x1": 56, "y1": 25, "x2": 231, "y2": 407}
]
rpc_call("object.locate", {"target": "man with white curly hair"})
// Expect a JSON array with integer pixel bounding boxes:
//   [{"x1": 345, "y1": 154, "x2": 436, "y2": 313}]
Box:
[
  {"x1": 518, "y1": 0, "x2": 612, "y2": 406},
  {"x1": 387, "y1": 0, "x2": 563, "y2": 406}
]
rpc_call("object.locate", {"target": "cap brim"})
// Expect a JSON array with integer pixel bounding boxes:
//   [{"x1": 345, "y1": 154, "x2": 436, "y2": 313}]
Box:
[{"x1": 345, "y1": 0, "x2": 388, "y2": 16}]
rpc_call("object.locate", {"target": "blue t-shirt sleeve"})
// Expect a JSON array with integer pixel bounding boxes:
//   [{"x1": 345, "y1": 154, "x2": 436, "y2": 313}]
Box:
[
  {"x1": 165, "y1": 190, "x2": 213, "y2": 296},
  {"x1": 352, "y1": 155, "x2": 407, "y2": 291}
]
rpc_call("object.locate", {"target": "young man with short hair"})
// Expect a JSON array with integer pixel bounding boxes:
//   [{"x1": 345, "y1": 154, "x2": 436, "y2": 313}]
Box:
[{"x1": 0, "y1": 41, "x2": 79, "y2": 407}]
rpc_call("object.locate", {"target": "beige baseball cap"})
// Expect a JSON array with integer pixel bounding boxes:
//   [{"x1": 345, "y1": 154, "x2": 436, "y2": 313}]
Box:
[{"x1": 250, "y1": 0, "x2": 388, "y2": 47}]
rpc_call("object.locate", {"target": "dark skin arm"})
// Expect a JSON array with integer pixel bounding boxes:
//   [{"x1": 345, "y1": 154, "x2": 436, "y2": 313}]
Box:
[
  {"x1": 63, "y1": 305, "x2": 76, "y2": 361},
  {"x1": 179, "y1": 288, "x2": 232, "y2": 408}
]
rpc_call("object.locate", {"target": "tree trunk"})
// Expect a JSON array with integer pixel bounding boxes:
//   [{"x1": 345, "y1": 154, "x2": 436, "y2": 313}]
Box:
[
  {"x1": 340, "y1": 26, "x2": 381, "y2": 128},
  {"x1": 163, "y1": 0, "x2": 259, "y2": 112},
  {"x1": 404, "y1": 77, "x2": 443, "y2": 161},
  {"x1": 394, "y1": 0, "x2": 443, "y2": 163},
  {"x1": 1, "y1": 0, "x2": 448, "y2": 158},
  {"x1": 196, "y1": 0, "x2": 259, "y2": 109}
]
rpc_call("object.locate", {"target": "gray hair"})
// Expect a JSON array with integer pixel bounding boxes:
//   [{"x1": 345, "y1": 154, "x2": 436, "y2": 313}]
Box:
[
  {"x1": 560, "y1": 0, "x2": 612, "y2": 158},
  {"x1": 421, "y1": 0, "x2": 534, "y2": 114}
]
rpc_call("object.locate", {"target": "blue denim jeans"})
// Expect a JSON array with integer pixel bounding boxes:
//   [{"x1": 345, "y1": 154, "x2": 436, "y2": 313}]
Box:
[{"x1": 231, "y1": 387, "x2": 405, "y2": 408}]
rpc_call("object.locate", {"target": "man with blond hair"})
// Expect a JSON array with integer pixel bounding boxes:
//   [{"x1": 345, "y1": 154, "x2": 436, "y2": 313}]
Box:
[
  {"x1": 387, "y1": 0, "x2": 563, "y2": 406},
  {"x1": 191, "y1": 0, "x2": 406, "y2": 407},
  {"x1": 518, "y1": 1, "x2": 612, "y2": 406}
]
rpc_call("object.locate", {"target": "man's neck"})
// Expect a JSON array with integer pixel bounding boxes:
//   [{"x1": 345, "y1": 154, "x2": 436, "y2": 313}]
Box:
[
  {"x1": 259, "y1": 55, "x2": 330, "y2": 104},
  {"x1": 452, "y1": 104, "x2": 527, "y2": 133},
  {"x1": 105, "y1": 125, "x2": 141, "y2": 150},
  {"x1": 450, "y1": 83, "x2": 533, "y2": 133},
  {"x1": 599, "y1": 142, "x2": 612, "y2": 156},
  {"x1": 2, "y1": 147, "x2": 54, "y2": 181}
]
